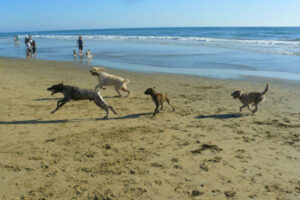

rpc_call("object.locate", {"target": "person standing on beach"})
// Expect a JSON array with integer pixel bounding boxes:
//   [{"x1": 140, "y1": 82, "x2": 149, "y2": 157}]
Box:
[
  {"x1": 77, "y1": 36, "x2": 84, "y2": 55},
  {"x1": 14, "y1": 35, "x2": 19, "y2": 42},
  {"x1": 25, "y1": 37, "x2": 32, "y2": 57},
  {"x1": 31, "y1": 40, "x2": 37, "y2": 57},
  {"x1": 14, "y1": 35, "x2": 20, "y2": 46},
  {"x1": 24, "y1": 37, "x2": 28, "y2": 46}
]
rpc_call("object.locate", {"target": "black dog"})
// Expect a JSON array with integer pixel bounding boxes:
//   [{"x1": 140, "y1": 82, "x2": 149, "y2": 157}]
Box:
[{"x1": 47, "y1": 83, "x2": 117, "y2": 119}]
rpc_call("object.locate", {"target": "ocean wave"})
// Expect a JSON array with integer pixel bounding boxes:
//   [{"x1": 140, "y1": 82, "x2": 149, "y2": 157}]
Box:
[{"x1": 18, "y1": 34, "x2": 300, "y2": 46}]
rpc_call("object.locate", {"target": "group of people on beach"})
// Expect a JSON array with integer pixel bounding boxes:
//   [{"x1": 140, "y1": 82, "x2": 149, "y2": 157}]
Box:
[
  {"x1": 24, "y1": 35, "x2": 37, "y2": 58},
  {"x1": 16, "y1": 34, "x2": 89, "y2": 59}
]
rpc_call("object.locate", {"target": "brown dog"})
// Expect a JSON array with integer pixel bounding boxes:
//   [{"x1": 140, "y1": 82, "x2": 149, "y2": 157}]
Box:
[
  {"x1": 144, "y1": 87, "x2": 175, "y2": 116},
  {"x1": 231, "y1": 83, "x2": 269, "y2": 114}
]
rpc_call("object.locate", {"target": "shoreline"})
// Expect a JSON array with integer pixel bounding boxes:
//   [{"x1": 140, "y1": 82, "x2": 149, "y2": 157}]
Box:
[
  {"x1": 1, "y1": 56, "x2": 300, "y2": 86},
  {"x1": 0, "y1": 57, "x2": 299, "y2": 199}
]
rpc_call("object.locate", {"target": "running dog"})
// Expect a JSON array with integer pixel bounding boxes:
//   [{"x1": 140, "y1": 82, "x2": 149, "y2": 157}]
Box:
[
  {"x1": 89, "y1": 67, "x2": 131, "y2": 97},
  {"x1": 47, "y1": 83, "x2": 117, "y2": 119},
  {"x1": 231, "y1": 83, "x2": 269, "y2": 114},
  {"x1": 144, "y1": 87, "x2": 175, "y2": 116}
]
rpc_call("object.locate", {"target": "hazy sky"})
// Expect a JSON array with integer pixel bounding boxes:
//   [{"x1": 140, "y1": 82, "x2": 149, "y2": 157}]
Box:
[{"x1": 1, "y1": 0, "x2": 299, "y2": 32}]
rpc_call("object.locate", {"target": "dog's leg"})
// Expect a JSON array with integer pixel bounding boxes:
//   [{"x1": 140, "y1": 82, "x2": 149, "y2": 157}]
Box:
[
  {"x1": 94, "y1": 84, "x2": 100, "y2": 91},
  {"x1": 121, "y1": 87, "x2": 131, "y2": 97},
  {"x1": 252, "y1": 104, "x2": 258, "y2": 114},
  {"x1": 93, "y1": 98, "x2": 110, "y2": 119},
  {"x1": 166, "y1": 97, "x2": 175, "y2": 112},
  {"x1": 247, "y1": 105, "x2": 253, "y2": 112},
  {"x1": 104, "y1": 108, "x2": 109, "y2": 119},
  {"x1": 160, "y1": 104, "x2": 164, "y2": 111},
  {"x1": 102, "y1": 106, "x2": 117, "y2": 119},
  {"x1": 51, "y1": 99, "x2": 68, "y2": 113},
  {"x1": 115, "y1": 86, "x2": 122, "y2": 97},
  {"x1": 153, "y1": 103, "x2": 159, "y2": 116},
  {"x1": 94, "y1": 83, "x2": 104, "y2": 92},
  {"x1": 240, "y1": 105, "x2": 247, "y2": 112},
  {"x1": 108, "y1": 106, "x2": 117, "y2": 115},
  {"x1": 94, "y1": 96, "x2": 117, "y2": 119}
]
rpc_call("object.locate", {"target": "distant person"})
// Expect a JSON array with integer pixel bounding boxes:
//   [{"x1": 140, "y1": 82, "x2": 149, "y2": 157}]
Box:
[
  {"x1": 14, "y1": 35, "x2": 19, "y2": 42},
  {"x1": 14, "y1": 35, "x2": 20, "y2": 46},
  {"x1": 26, "y1": 39, "x2": 32, "y2": 57},
  {"x1": 25, "y1": 35, "x2": 32, "y2": 57},
  {"x1": 77, "y1": 36, "x2": 84, "y2": 55},
  {"x1": 24, "y1": 37, "x2": 28, "y2": 46},
  {"x1": 32, "y1": 40, "x2": 37, "y2": 56}
]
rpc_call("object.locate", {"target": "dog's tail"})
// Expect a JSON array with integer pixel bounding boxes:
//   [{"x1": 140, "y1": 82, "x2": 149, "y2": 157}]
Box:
[
  {"x1": 123, "y1": 79, "x2": 130, "y2": 84},
  {"x1": 261, "y1": 83, "x2": 269, "y2": 95}
]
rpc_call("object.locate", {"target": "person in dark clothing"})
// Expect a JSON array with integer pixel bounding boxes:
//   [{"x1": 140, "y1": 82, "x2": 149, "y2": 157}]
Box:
[
  {"x1": 24, "y1": 37, "x2": 28, "y2": 46},
  {"x1": 77, "y1": 36, "x2": 84, "y2": 55},
  {"x1": 32, "y1": 40, "x2": 37, "y2": 56}
]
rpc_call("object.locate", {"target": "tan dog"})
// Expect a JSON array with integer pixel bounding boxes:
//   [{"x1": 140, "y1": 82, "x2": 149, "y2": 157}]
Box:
[
  {"x1": 231, "y1": 83, "x2": 269, "y2": 114},
  {"x1": 144, "y1": 87, "x2": 175, "y2": 116},
  {"x1": 90, "y1": 67, "x2": 131, "y2": 97},
  {"x1": 86, "y1": 49, "x2": 92, "y2": 58}
]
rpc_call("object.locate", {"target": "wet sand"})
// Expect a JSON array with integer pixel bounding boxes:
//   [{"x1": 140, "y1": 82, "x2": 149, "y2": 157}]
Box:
[{"x1": 0, "y1": 57, "x2": 299, "y2": 199}]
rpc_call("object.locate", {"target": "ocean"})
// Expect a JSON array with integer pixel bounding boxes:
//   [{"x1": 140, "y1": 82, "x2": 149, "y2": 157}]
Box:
[{"x1": 1, "y1": 27, "x2": 300, "y2": 81}]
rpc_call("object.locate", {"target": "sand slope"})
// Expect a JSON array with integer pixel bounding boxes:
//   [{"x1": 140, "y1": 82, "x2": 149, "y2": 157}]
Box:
[{"x1": 0, "y1": 58, "x2": 300, "y2": 200}]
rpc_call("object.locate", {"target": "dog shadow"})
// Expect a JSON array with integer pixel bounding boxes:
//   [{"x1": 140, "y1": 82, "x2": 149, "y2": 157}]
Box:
[
  {"x1": 0, "y1": 113, "x2": 153, "y2": 125},
  {"x1": 0, "y1": 118, "x2": 95, "y2": 125},
  {"x1": 96, "y1": 112, "x2": 153, "y2": 120},
  {"x1": 0, "y1": 119, "x2": 70, "y2": 125},
  {"x1": 195, "y1": 113, "x2": 249, "y2": 119},
  {"x1": 103, "y1": 96, "x2": 128, "y2": 99},
  {"x1": 33, "y1": 98, "x2": 62, "y2": 101}
]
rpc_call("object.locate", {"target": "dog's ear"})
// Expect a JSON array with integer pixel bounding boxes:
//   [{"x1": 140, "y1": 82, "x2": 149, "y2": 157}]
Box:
[
  {"x1": 235, "y1": 90, "x2": 241, "y2": 97},
  {"x1": 97, "y1": 67, "x2": 105, "y2": 72},
  {"x1": 60, "y1": 82, "x2": 64, "y2": 86}
]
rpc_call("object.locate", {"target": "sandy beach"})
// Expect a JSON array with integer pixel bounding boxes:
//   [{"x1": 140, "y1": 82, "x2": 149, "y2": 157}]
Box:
[{"x1": 0, "y1": 57, "x2": 299, "y2": 199}]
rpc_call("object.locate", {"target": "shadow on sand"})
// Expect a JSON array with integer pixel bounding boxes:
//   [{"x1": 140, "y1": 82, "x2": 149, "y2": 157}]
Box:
[
  {"x1": 195, "y1": 113, "x2": 249, "y2": 119},
  {"x1": 33, "y1": 98, "x2": 62, "y2": 101},
  {"x1": 103, "y1": 96, "x2": 128, "y2": 99},
  {"x1": 0, "y1": 118, "x2": 91, "y2": 125},
  {"x1": 0, "y1": 113, "x2": 153, "y2": 125},
  {"x1": 100, "y1": 112, "x2": 153, "y2": 120}
]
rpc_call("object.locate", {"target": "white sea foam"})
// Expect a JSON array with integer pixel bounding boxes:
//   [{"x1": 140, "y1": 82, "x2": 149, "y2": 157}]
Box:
[{"x1": 17, "y1": 34, "x2": 300, "y2": 46}]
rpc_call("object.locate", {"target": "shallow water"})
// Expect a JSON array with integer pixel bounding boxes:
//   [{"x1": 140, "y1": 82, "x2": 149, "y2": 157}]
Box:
[{"x1": 1, "y1": 27, "x2": 300, "y2": 81}]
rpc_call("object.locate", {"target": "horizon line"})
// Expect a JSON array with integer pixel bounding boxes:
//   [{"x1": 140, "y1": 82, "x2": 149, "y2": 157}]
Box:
[{"x1": 1, "y1": 25, "x2": 300, "y2": 34}]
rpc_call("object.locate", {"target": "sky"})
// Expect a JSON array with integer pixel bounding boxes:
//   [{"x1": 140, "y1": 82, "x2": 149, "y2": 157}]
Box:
[{"x1": 0, "y1": 0, "x2": 299, "y2": 32}]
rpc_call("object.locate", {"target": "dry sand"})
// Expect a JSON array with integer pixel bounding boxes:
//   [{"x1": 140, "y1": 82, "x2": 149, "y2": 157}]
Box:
[{"x1": 0, "y1": 57, "x2": 300, "y2": 200}]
